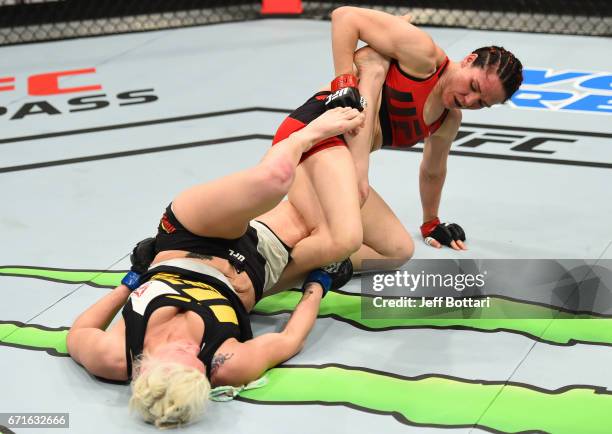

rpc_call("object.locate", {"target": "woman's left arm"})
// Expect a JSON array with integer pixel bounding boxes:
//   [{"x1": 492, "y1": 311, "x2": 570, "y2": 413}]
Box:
[
  {"x1": 66, "y1": 284, "x2": 131, "y2": 381},
  {"x1": 212, "y1": 283, "x2": 324, "y2": 386}
]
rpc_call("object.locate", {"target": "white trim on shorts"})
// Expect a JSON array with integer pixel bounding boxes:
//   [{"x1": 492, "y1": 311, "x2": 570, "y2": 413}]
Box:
[{"x1": 249, "y1": 220, "x2": 290, "y2": 293}]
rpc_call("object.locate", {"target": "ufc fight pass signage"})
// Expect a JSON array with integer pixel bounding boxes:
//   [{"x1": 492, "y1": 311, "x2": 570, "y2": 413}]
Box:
[{"x1": 0, "y1": 67, "x2": 158, "y2": 120}]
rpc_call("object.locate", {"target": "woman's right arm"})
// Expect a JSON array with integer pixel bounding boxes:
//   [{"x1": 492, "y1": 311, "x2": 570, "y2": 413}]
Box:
[
  {"x1": 66, "y1": 284, "x2": 130, "y2": 381},
  {"x1": 331, "y1": 6, "x2": 440, "y2": 76}
]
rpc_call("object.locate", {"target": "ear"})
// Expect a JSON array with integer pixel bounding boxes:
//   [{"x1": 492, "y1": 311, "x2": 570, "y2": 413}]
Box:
[{"x1": 461, "y1": 53, "x2": 478, "y2": 67}]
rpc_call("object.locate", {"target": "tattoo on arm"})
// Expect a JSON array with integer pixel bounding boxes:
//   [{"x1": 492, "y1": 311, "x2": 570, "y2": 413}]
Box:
[
  {"x1": 298, "y1": 286, "x2": 315, "y2": 304},
  {"x1": 210, "y1": 352, "x2": 234, "y2": 376},
  {"x1": 186, "y1": 252, "x2": 213, "y2": 261}
]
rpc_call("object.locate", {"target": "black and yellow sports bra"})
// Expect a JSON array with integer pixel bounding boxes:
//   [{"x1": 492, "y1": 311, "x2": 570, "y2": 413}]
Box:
[{"x1": 122, "y1": 263, "x2": 253, "y2": 379}]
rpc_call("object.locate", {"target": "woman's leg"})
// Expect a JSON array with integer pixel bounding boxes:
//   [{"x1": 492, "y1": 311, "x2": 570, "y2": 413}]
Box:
[
  {"x1": 351, "y1": 186, "x2": 414, "y2": 272},
  {"x1": 269, "y1": 184, "x2": 413, "y2": 293},
  {"x1": 173, "y1": 107, "x2": 364, "y2": 240},
  {"x1": 267, "y1": 145, "x2": 362, "y2": 291},
  {"x1": 269, "y1": 49, "x2": 390, "y2": 291}
]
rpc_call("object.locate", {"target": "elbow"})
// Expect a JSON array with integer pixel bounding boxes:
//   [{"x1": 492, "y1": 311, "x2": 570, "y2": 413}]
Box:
[
  {"x1": 331, "y1": 6, "x2": 358, "y2": 33},
  {"x1": 281, "y1": 330, "x2": 306, "y2": 359},
  {"x1": 331, "y1": 6, "x2": 351, "y2": 22}
]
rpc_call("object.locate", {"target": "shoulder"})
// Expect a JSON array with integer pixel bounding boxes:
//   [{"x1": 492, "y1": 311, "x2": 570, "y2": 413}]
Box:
[
  {"x1": 397, "y1": 35, "x2": 447, "y2": 77},
  {"x1": 209, "y1": 338, "x2": 251, "y2": 387}
]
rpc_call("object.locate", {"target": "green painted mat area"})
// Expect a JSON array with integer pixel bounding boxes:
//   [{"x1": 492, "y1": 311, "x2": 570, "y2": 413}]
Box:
[
  {"x1": 2, "y1": 266, "x2": 611, "y2": 347},
  {"x1": 2, "y1": 319, "x2": 610, "y2": 434},
  {"x1": 2, "y1": 266, "x2": 612, "y2": 433},
  {"x1": 0, "y1": 266, "x2": 123, "y2": 288},
  {"x1": 0, "y1": 322, "x2": 68, "y2": 355},
  {"x1": 241, "y1": 366, "x2": 612, "y2": 434},
  {"x1": 255, "y1": 291, "x2": 612, "y2": 346}
]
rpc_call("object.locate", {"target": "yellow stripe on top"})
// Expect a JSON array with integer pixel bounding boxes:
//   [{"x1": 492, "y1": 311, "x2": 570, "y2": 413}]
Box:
[
  {"x1": 151, "y1": 273, "x2": 228, "y2": 300},
  {"x1": 151, "y1": 272, "x2": 238, "y2": 324},
  {"x1": 183, "y1": 287, "x2": 227, "y2": 302},
  {"x1": 166, "y1": 295, "x2": 191, "y2": 303},
  {"x1": 209, "y1": 305, "x2": 239, "y2": 324}
]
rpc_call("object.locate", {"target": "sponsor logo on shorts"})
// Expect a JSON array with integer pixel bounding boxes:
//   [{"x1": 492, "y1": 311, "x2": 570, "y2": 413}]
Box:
[
  {"x1": 160, "y1": 214, "x2": 176, "y2": 234},
  {"x1": 229, "y1": 249, "x2": 245, "y2": 262}
]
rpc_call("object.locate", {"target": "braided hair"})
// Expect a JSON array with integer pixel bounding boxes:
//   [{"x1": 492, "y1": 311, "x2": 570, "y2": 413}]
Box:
[{"x1": 471, "y1": 46, "x2": 523, "y2": 102}]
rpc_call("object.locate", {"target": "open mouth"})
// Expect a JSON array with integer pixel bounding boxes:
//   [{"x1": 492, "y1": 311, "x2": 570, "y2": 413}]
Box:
[{"x1": 454, "y1": 96, "x2": 461, "y2": 108}]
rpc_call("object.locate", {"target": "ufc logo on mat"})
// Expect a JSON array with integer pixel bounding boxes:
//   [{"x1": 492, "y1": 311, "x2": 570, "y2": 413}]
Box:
[
  {"x1": 0, "y1": 67, "x2": 158, "y2": 121},
  {"x1": 0, "y1": 68, "x2": 101, "y2": 95}
]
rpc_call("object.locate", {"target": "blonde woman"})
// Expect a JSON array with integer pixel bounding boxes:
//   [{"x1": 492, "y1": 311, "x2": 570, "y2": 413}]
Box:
[{"x1": 66, "y1": 107, "x2": 364, "y2": 429}]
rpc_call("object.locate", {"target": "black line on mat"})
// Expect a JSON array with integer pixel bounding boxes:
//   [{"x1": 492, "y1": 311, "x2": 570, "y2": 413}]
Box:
[
  {"x1": 1, "y1": 107, "x2": 611, "y2": 146},
  {"x1": 390, "y1": 147, "x2": 612, "y2": 169},
  {"x1": 0, "y1": 134, "x2": 273, "y2": 173},
  {"x1": 0, "y1": 107, "x2": 288, "y2": 145},
  {"x1": 1, "y1": 107, "x2": 611, "y2": 172}
]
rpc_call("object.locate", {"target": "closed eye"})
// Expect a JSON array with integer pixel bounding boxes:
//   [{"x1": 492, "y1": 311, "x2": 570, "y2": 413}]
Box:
[{"x1": 473, "y1": 80, "x2": 490, "y2": 108}]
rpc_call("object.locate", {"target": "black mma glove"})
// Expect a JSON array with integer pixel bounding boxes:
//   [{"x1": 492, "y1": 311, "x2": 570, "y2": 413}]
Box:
[
  {"x1": 324, "y1": 74, "x2": 366, "y2": 112},
  {"x1": 321, "y1": 258, "x2": 353, "y2": 290},
  {"x1": 301, "y1": 258, "x2": 354, "y2": 297},
  {"x1": 420, "y1": 217, "x2": 466, "y2": 248},
  {"x1": 121, "y1": 237, "x2": 157, "y2": 290}
]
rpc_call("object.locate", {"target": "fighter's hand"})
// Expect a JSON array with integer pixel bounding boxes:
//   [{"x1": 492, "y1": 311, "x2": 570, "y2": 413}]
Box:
[
  {"x1": 421, "y1": 218, "x2": 467, "y2": 251},
  {"x1": 121, "y1": 237, "x2": 157, "y2": 290},
  {"x1": 308, "y1": 107, "x2": 365, "y2": 141},
  {"x1": 325, "y1": 74, "x2": 366, "y2": 112}
]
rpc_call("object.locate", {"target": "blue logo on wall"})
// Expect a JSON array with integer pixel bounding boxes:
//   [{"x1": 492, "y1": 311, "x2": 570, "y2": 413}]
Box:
[{"x1": 511, "y1": 68, "x2": 612, "y2": 114}]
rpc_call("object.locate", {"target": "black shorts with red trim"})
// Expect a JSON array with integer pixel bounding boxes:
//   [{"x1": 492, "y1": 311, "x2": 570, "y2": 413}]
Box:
[{"x1": 272, "y1": 91, "x2": 347, "y2": 163}]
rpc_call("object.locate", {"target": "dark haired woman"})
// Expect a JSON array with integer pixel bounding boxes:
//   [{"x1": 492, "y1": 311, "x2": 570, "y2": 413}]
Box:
[{"x1": 269, "y1": 7, "x2": 524, "y2": 291}]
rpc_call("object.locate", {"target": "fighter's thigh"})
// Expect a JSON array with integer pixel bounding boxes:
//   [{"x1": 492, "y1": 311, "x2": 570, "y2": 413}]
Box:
[
  {"x1": 361, "y1": 187, "x2": 414, "y2": 261},
  {"x1": 173, "y1": 164, "x2": 289, "y2": 239},
  {"x1": 301, "y1": 146, "x2": 361, "y2": 236},
  {"x1": 287, "y1": 164, "x2": 326, "y2": 231}
]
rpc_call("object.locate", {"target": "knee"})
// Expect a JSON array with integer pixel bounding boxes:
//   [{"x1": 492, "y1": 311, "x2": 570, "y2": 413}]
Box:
[
  {"x1": 396, "y1": 235, "x2": 414, "y2": 264},
  {"x1": 259, "y1": 158, "x2": 295, "y2": 195},
  {"x1": 390, "y1": 233, "x2": 414, "y2": 267},
  {"x1": 317, "y1": 227, "x2": 363, "y2": 263},
  {"x1": 376, "y1": 232, "x2": 414, "y2": 270}
]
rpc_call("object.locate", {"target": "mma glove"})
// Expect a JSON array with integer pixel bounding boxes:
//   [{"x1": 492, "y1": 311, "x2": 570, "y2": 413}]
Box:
[
  {"x1": 324, "y1": 74, "x2": 366, "y2": 112},
  {"x1": 121, "y1": 237, "x2": 157, "y2": 290},
  {"x1": 420, "y1": 217, "x2": 466, "y2": 248},
  {"x1": 301, "y1": 258, "x2": 354, "y2": 297}
]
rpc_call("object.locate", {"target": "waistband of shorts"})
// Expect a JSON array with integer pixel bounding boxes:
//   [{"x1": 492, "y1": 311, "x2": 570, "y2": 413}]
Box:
[{"x1": 148, "y1": 258, "x2": 235, "y2": 293}]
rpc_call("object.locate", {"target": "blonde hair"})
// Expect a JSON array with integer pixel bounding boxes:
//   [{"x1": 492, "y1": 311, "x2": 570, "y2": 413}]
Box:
[{"x1": 129, "y1": 351, "x2": 211, "y2": 429}]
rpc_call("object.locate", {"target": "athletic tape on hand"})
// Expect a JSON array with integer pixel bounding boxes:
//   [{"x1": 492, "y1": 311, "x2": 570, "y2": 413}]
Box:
[
  {"x1": 360, "y1": 96, "x2": 368, "y2": 109},
  {"x1": 424, "y1": 236, "x2": 436, "y2": 247}
]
